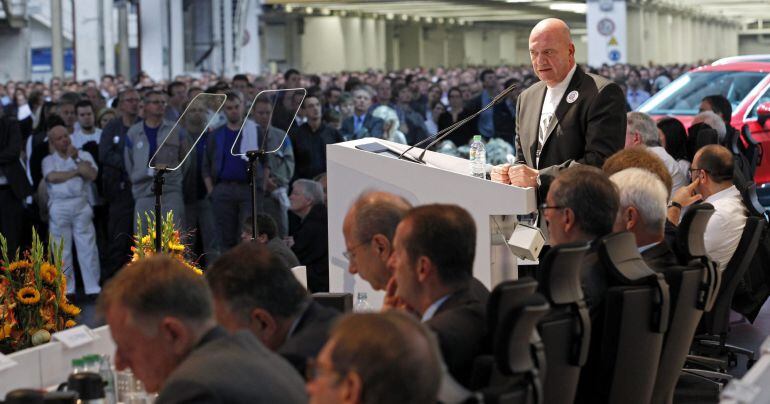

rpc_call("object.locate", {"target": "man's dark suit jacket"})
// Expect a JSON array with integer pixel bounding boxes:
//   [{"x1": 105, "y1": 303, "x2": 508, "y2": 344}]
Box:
[
  {"x1": 291, "y1": 204, "x2": 329, "y2": 292},
  {"x1": 156, "y1": 327, "x2": 306, "y2": 404},
  {"x1": 340, "y1": 113, "x2": 384, "y2": 140},
  {"x1": 279, "y1": 299, "x2": 340, "y2": 374},
  {"x1": 426, "y1": 280, "x2": 489, "y2": 388},
  {"x1": 515, "y1": 66, "x2": 626, "y2": 195},
  {"x1": 0, "y1": 115, "x2": 32, "y2": 200}
]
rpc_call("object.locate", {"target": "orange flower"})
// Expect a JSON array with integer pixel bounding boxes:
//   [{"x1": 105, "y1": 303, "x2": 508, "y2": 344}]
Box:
[
  {"x1": 60, "y1": 301, "x2": 81, "y2": 316},
  {"x1": 41, "y1": 262, "x2": 57, "y2": 284},
  {"x1": 64, "y1": 319, "x2": 76, "y2": 328},
  {"x1": 8, "y1": 261, "x2": 32, "y2": 272},
  {"x1": 17, "y1": 287, "x2": 41, "y2": 305}
]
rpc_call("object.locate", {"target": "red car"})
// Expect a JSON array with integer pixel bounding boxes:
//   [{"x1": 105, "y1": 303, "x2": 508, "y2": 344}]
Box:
[{"x1": 639, "y1": 62, "x2": 770, "y2": 202}]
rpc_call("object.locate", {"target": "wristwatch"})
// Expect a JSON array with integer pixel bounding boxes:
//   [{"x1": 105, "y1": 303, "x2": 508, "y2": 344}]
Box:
[{"x1": 667, "y1": 201, "x2": 682, "y2": 209}]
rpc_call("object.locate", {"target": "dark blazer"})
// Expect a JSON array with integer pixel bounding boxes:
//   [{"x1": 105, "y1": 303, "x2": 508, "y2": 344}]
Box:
[
  {"x1": 340, "y1": 113, "x2": 384, "y2": 140},
  {"x1": 291, "y1": 204, "x2": 329, "y2": 292},
  {"x1": 426, "y1": 282, "x2": 488, "y2": 388},
  {"x1": 279, "y1": 299, "x2": 340, "y2": 374},
  {"x1": 0, "y1": 115, "x2": 32, "y2": 199},
  {"x1": 515, "y1": 66, "x2": 626, "y2": 194},
  {"x1": 156, "y1": 327, "x2": 306, "y2": 404}
]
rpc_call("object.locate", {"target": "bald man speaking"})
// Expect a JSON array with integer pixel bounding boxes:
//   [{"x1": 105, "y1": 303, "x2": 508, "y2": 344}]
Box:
[{"x1": 493, "y1": 19, "x2": 626, "y2": 196}]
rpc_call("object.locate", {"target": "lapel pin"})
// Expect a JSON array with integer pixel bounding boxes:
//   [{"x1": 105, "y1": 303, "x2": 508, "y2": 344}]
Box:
[{"x1": 566, "y1": 90, "x2": 579, "y2": 104}]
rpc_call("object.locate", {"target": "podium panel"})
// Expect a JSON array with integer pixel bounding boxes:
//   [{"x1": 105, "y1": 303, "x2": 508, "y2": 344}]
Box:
[{"x1": 327, "y1": 138, "x2": 537, "y2": 308}]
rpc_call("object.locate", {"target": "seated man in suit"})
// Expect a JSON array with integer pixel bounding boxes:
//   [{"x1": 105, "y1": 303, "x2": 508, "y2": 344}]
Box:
[
  {"x1": 491, "y1": 18, "x2": 625, "y2": 196},
  {"x1": 306, "y1": 312, "x2": 441, "y2": 404},
  {"x1": 387, "y1": 204, "x2": 487, "y2": 388},
  {"x1": 342, "y1": 191, "x2": 412, "y2": 292},
  {"x1": 205, "y1": 241, "x2": 339, "y2": 375},
  {"x1": 99, "y1": 255, "x2": 306, "y2": 403},
  {"x1": 241, "y1": 214, "x2": 300, "y2": 268},
  {"x1": 609, "y1": 168, "x2": 678, "y2": 271},
  {"x1": 340, "y1": 88, "x2": 384, "y2": 140},
  {"x1": 542, "y1": 166, "x2": 619, "y2": 403}
]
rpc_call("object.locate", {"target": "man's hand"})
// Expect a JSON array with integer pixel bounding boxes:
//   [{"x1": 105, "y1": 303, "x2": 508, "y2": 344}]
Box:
[
  {"x1": 67, "y1": 145, "x2": 79, "y2": 159},
  {"x1": 76, "y1": 161, "x2": 92, "y2": 176},
  {"x1": 508, "y1": 164, "x2": 539, "y2": 188},
  {"x1": 672, "y1": 177, "x2": 703, "y2": 208},
  {"x1": 491, "y1": 164, "x2": 512, "y2": 184},
  {"x1": 381, "y1": 277, "x2": 414, "y2": 313}
]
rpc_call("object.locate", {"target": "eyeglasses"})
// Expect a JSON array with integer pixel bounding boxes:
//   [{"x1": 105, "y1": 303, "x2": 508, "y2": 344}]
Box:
[
  {"x1": 342, "y1": 239, "x2": 371, "y2": 260},
  {"x1": 306, "y1": 358, "x2": 340, "y2": 381},
  {"x1": 538, "y1": 203, "x2": 565, "y2": 211}
]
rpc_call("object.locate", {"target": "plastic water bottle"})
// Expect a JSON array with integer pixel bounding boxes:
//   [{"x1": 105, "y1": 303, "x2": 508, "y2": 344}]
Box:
[
  {"x1": 355, "y1": 292, "x2": 372, "y2": 312},
  {"x1": 71, "y1": 358, "x2": 85, "y2": 374},
  {"x1": 469, "y1": 135, "x2": 487, "y2": 179},
  {"x1": 99, "y1": 355, "x2": 117, "y2": 404}
]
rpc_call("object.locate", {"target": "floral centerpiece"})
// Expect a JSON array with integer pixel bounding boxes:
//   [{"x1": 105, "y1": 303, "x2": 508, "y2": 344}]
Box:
[
  {"x1": 0, "y1": 230, "x2": 80, "y2": 354},
  {"x1": 132, "y1": 211, "x2": 202, "y2": 275}
]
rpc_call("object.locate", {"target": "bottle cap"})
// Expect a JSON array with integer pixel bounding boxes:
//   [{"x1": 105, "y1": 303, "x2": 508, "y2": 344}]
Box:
[{"x1": 473, "y1": 135, "x2": 482, "y2": 141}]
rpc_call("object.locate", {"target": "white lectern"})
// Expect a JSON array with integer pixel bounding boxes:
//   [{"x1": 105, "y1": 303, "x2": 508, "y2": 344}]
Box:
[{"x1": 327, "y1": 138, "x2": 537, "y2": 308}]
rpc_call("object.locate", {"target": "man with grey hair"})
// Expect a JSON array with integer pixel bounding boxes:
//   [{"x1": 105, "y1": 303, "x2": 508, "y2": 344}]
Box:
[
  {"x1": 342, "y1": 191, "x2": 413, "y2": 291},
  {"x1": 610, "y1": 168, "x2": 678, "y2": 272},
  {"x1": 692, "y1": 110, "x2": 727, "y2": 143},
  {"x1": 340, "y1": 87, "x2": 384, "y2": 140},
  {"x1": 289, "y1": 178, "x2": 329, "y2": 291},
  {"x1": 625, "y1": 111, "x2": 686, "y2": 193},
  {"x1": 99, "y1": 255, "x2": 306, "y2": 403}
]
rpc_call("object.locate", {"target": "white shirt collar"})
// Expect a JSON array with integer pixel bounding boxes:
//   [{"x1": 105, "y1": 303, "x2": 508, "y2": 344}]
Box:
[
  {"x1": 638, "y1": 242, "x2": 660, "y2": 254},
  {"x1": 704, "y1": 185, "x2": 740, "y2": 204},
  {"x1": 421, "y1": 294, "x2": 452, "y2": 322}
]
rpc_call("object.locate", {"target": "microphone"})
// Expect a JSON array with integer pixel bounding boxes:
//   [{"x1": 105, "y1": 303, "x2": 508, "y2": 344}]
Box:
[{"x1": 397, "y1": 83, "x2": 519, "y2": 163}]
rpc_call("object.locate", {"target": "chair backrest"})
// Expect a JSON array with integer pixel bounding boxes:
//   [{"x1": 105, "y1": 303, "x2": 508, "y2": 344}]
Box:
[
  {"x1": 311, "y1": 293, "x2": 353, "y2": 313},
  {"x1": 740, "y1": 182, "x2": 769, "y2": 220},
  {"x1": 291, "y1": 266, "x2": 308, "y2": 289},
  {"x1": 536, "y1": 242, "x2": 591, "y2": 404},
  {"x1": 702, "y1": 216, "x2": 764, "y2": 334},
  {"x1": 593, "y1": 232, "x2": 671, "y2": 404},
  {"x1": 487, "y1": 277, "x2": 539, "y2": 337},
  {"x1": 675, "y1": 203, "x2": 720, "y2": 311},
  {"x1": 481, "y1": 293, "x2": 550, "y2": 404},
  {"x1": 651, "y1": 264, "x2": 710, "y2": 404}
]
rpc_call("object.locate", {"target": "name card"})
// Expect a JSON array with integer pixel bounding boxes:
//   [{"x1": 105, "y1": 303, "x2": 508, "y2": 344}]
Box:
[
  {"x1": 0, "y1": 352, "x2": 18, "y2": 372},
  {"x1": 53, "y1": 325, "x2": 95, "y2": 349}
]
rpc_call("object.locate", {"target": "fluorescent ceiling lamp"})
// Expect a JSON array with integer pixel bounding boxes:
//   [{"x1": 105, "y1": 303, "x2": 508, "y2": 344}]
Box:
[{"x1": 549, "y1": 3, "x2": 587, "y2": 13}]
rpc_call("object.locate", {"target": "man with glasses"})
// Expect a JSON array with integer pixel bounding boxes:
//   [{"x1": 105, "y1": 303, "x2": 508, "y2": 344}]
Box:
[
  {"x1": 125, "y1": 90, "x2": 187, "y2": 232},
  {"x1": 100, "y1": 89, "x2": 141, "y2": 280},
  {"x1": 342, "y1": 191, "x2": 412, "y2": 294},
  {"x1": 306, "y1": 311, "x2": 441, "y2": 404},
  {"x1": 668, "y1": 144, "x2": 748, "y2": 272}
]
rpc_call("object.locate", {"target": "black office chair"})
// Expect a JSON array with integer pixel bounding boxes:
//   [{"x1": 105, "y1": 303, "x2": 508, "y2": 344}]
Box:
[
  {"x1": 674, "y1": 203, "x2": 720, "y2": 313},
  {"x1": 732, "y1": 183, "x2": 770, "y2": 323},
  {"x1": 651, "y1": 262, "x2": 715, "y2": 403},
  {"x1": 591, "y1": 232, "x2": 671, "y2": 404},
  {"x1": 470, "y1": 278, "x2": 539, "y2": 390},
  {"x1": 691, "y1": 216, "x2": 764, "y2": 370},
  {"x1": 477, "y1": 294, "x2": 550, "y2": 404},
  {"x1": 535, "y1": 242, "x2": 591, "y2": 404}
]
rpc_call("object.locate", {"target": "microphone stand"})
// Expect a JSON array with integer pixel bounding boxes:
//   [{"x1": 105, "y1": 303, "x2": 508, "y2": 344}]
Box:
[
  {"x1": 152, "y1": 165, "x2": 168, "y2": 253},
  {"x1": 398, "y1": 83, "x2": 518, "y2": 164},
  {"x1": 246, "y1": 150, "x2": 266, "y2": 241}
]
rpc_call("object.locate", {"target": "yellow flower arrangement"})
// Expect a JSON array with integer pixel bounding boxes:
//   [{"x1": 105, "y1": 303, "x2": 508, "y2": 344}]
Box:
[
  {"x1": 0, "y1": 229, "x2": 80, "y2": 353},
  {"x1": 17, "y1": 287, "x2": 41, "y2": 305},
  {"x1": 133, "y1": 211, "x2": 202, "y2": 275}
]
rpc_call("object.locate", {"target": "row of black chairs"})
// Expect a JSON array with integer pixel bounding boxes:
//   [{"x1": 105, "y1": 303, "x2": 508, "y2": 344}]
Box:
[{"x1": 469, "y1": 201, "x2": 765, "y2": 404}]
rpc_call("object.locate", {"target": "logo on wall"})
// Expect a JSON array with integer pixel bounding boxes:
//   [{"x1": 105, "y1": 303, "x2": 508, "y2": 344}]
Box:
[
  {"x1": 597, "y1": 18, "x2": 615, "y2": 36},
  {"x1": 608, "y1": 49, "x2": 622, "y2": 62},
  {"x1": 599, "y1": 0, "x2": 614, "y2": 12}
]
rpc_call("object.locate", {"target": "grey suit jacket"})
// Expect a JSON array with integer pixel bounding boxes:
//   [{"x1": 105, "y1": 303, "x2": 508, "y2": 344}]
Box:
[
  {"x1": 515, "y1": 66, "x2": 626, "y2": 195},
  {"x1": 156, "y1": 327, "x2": 307, "y2": 404}
]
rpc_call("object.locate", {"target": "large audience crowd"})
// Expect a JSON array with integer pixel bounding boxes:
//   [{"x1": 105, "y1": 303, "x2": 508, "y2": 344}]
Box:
[{"x1": 0, "y1": 31, "x2": 759, "y2": 401}]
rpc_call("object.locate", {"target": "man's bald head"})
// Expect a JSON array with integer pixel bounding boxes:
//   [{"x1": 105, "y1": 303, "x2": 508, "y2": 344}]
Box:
[
  {"x1": 529, "y1": 18, "x2": 575, "y2": 87},
  {"x1": 693, "y1": 144, "x2": 734, "y2": 184}
]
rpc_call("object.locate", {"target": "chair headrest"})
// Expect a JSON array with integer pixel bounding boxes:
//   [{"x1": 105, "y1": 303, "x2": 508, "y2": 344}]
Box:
[
  {"x1": 597, "y1": 232, "x2": 654, "y2": 284},
  {"x1": 740, "y1": 182, "x2": 768, "y2": 219},
  {"x1": 676, "y1": 203, "x2": 715, "y2": 259},
  {"x1": 539, "y1": 242, "x2": 590, "y2": 305},
  {"x1": 487, "y1": 278, "x2": 538, "y2": 335},
  {"x1": 494, "y1": 294, "x2": 550, "y2": 376}
]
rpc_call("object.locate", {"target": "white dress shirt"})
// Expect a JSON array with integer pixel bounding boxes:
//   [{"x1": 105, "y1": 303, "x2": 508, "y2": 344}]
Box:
[
  {"x1": 421, "y1": 294, "x2": 452, "y2": 322},
  {"x1": 703, "y1": 185, "x2": 747, "y2": 272},
  {"x1": 648, "y1": 146, "x2": 688, "y2": 193},
  {"x1": 71, "y1": 127, "x2": 103, "y2": 149},
  {"x1": 538, "y1": 64, "x2": 577, "y2": 166},
  {"x1": 42, "y1": 151, "x2": 98, "y2": 201}
]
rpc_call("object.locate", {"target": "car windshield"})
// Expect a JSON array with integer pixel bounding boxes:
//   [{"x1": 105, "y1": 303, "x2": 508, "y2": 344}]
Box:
[{"x1": 639, "y1": 70, "x2": 768, "y2": 116}]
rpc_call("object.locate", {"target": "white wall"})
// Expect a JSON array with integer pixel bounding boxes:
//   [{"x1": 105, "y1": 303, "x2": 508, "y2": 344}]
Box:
[
  {"x1": 0, "y1": 30, "x2": 30, "y2": 82},
  {"x1": 74, "y1": 0, "x2": 102, "y2": 80},
  {"x1": 399, "y1": 23, "x2": 423, "y2": 69},
  {"x1": 300, "y1": 16, "x2": 346, "y2": 73},
  {"x1": 739, "y1": 36, "x2": 770, "y2": 55},
  {"x1": 138, "y1": 0, "x2": 168, "y2": 80}
]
